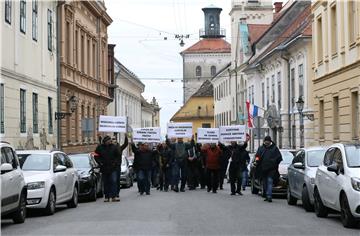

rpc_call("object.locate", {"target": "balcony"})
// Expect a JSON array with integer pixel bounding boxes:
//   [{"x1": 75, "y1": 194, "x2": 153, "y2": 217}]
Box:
[{"x1": 199, "y1": 28, "x2": 226, "y2": 38}]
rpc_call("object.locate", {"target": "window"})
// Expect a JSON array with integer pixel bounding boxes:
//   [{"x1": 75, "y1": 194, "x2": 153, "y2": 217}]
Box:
[
  {"x1": 196, "y1": 66, "x2": 201, "y2": 77},
  {"x1": 75, "y1": 30, "x2": 78, "y2": 66},
  {"x1": 20, "y1": 89, "x2": 26, "y2": 133},
  {"x1": 32, "y1": 93, "x2": 38, "y2": 133},
  {"x1": 266, "y1": 78, "x2": 269, "y2": 107},
  {"x1": 48, "y1": 97, "x2": 53, "y2": 134},
  {"x1": 330, "y1": 5, "x2": 337, "y2": 54},
  {"x1": 0, "y1": 84, "x2": 4, "y2": 133},
  {"x1": 317, "y1": 16, "x2": 323, "y2": 62},
  {"x1": 47, "y1": 10, "x2": 52, "y2": 51},
  {"x1": 348, "y1": 1, "x2": 356, "y2": 44},
  {"x1": 20, "y1": 0, "x2": 26, "y2": 33},
  {"x1": 66, "y1": 22, "x2": 70, "y2": 63},
  {"x1": 271, "y1": 75, "x2": 275, "y2": 103},
  {"x1": 2, "y1": 147, "x2": 18, "y2": 168},
  {"x1": 333, "y1": 96, "x2": 339, "y2": 140},
  {"x1": 352, "y1": 91, "x2": 359, "y2": 138},
  {"x1": 291, "y1": 68, "x2": 295, "y2": 108},
  {"x1": 319, "y1": 100, "x2": 324, "y2": 139},
  {"x1": 323, "y1": 148, "x2": 334, "y2": 166},
  {"x1": 211, "y1": 66, "x2": 216, "y2": 77},
  {"x1": 251, "y1": 85, "x2": 254, "y2": 104},
  {"x1": 87, "y1": 38, "x2": 90, "y2": 74},
  {"x1": 202, "y1": 123, "x2": 211, "y2": 128},
  {"x1": 277, "y1": 72, "x2": 281, "y2": 109},
  {"x1": 81, "y1": 35, "x2": 84, "y2": 72},
  {"x1": 32, "y1": 0, "x2": 38, "y2": 41},
  {"x1": 261, "y1": 82, "x2": 265, "y2": 107},
  {"x1": 92, "y1": 43, "x2": 96, "y2": 77},
  {"x1": 298, "y1": 64, "x2": 304, "y2": 98},
  {"x1": 5, "y1": 0, "x2": 11, "y2": 24}
]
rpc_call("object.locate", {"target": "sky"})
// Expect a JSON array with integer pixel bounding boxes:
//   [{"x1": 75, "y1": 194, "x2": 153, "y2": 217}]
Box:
[{"x1": 105, "y1": 0, "x2": 232, "y2": 134}]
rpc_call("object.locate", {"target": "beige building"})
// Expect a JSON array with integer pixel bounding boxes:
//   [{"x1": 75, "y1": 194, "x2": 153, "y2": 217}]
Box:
[
  {"x1": 58, "y1": 1, "x2": 112, "y2": 153},
  {"x1": 1, "y1": 0, "x2": 57, "y2": 149},
  {"x1": 141, "y1": 96, "x2": 161, "y2": 128},
  {"x1": 312, "y1": 0, "x2": 360, "y2": 145}
]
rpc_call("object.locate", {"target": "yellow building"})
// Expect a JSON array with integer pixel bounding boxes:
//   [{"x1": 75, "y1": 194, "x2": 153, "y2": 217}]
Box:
[
  {"x1": 312, "y1": 0, "x2": 360, "y2": 145},
  {"x1": 170, "y1": 80, "x2": 214, "y2": 138}
]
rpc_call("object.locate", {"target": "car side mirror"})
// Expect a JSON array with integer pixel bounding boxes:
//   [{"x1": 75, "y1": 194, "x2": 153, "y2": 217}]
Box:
[
  {"x1": 54, "y1": 165, "x2": 67, "y2": 173},
  {"x1": 293, "y1": 162, "x2": 305, "y2": 169},
  {"x1": 327, "y1": 164, "x2": 339, "y2": 175},
  {"x1": 1, "y1": 163, "x2": 14, "y2": 174}
]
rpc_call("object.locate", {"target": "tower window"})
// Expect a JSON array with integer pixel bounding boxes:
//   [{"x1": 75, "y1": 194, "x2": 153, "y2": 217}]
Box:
[
  {"x1": 211, "y1": 66, "x2": 216, "y2": 76},
  {"x1": 196, "y1": 66, "x2": 202, "y2": 77}
]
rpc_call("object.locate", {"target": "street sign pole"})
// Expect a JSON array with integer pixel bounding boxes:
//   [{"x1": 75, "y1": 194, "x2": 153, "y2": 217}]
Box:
[{"x1": 257, "y1": 116, "x2": 261, "y2": 149}]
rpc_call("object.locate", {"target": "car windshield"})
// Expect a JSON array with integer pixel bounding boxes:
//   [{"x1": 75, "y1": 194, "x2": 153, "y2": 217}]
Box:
[
  {"x1": 307, "y1": 150, "x2": 326, "y2": 167},
  {"x1": 18, "y1": 154, "x2": 51, "y2": 171},
  {"x1": 69, "y1": 155, "x2": 91, "y2": 169},
  {"x1": 280, "y1": 151, "x2": 294, "y2": 164},
  {"x1": 345, "y1": 145, "x2": 360, "y2": 168}
]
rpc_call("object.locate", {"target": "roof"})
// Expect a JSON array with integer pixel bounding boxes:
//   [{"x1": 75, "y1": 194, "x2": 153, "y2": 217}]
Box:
[
  {"x1": 181, "y1": 38, "x2": 231, "y2": 54},
  {"x1": 192, "y1": 80, "x2": 213, "y2": 97},
  {"x1": 248, "y1": 24, "x2": 270, "y2": 45}
]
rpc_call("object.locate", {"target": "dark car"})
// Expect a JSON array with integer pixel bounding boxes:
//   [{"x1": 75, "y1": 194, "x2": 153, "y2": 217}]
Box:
[
  {"x1": 250, "y1": 150, "x2": 295, "y2": 197},
  {"x1": 68, "y1": 153, "x2": 103, "y2": 201}
]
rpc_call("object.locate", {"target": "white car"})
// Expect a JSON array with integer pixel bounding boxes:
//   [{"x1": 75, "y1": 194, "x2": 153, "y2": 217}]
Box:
[
  {"x1": 1, "y1": 142, "x2": 27, "y2": 223},
  {"x1": 287, "y1": 147, "x2": 327, "y2": 211},
  {"x1": 17, "y1": 150, "x2": 79, "y2": 215},
  {"x1": 314, "y1": 143, "x2": 360, "y2": 228}
]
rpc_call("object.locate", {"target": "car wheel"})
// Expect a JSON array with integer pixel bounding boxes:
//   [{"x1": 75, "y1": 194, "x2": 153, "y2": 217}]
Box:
[
  {"x1": 44, "y1": 188, "x2": 56, "y2": 215},
  {"x1": 89, "y1": 183, "x2": 97, "y2": 202},
  {"x1": 287, "y1": 185, "x2": 297, "y2": 205},
  {"x1": 302, "y1": 186, "x2": 314, "y2": 212},
  {"x1": 251, "y1": 176, "x2": 259, "y2": 194},
  {"x1": 340, "y1": 193, "x2": 357, "y2": 228},
  {"x1": 12, "y1": 190, "x2": 26, "y2": 224},
  {"x1": 67, "y1": 185, "x2": 78, "y2": 208},
  {"x1": 314, "y1": 188, "x2": 328, "y2": 218}
]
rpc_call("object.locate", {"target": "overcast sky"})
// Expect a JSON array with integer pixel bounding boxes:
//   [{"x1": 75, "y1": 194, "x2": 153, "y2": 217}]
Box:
[{"x1": 106, "y1": 0, "x2": 232, "y2": 134}]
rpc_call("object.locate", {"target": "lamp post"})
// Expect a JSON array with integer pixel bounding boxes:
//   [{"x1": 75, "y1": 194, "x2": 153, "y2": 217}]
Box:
[{"x1": 296, "y1": 96, "x2": 305, "y2": 148}]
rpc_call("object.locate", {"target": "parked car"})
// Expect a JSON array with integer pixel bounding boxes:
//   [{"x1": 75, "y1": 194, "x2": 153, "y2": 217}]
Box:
[
  {"x1": 287, "y1": 147, "x2": 327, "y2": 211},
  {"x1": 68, "y1": 153, "x2": 103, "y2": 201},
  {"x1": 250, "y1": 149, "x2": 294, "y2": 197},
  {"x1": 120, "y1": 156, "x2": 134, "y2": 188},
  {"x1": 1, "y1": 142, "x2": 27, "y2": 223},
  {"x1": 314, "y1": 143, "x2": 360, "y2": 228},
  {"x1": 17, "y1": 150, "x2": 79, "y2": 215},
  {"x1": 127, "y1": 155, "x2": 136, "y2": 181}
]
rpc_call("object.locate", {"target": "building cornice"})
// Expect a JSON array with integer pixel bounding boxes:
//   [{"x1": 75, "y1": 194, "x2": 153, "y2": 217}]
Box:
[
  {"x1": 84, "y1": 1, "x2": 112, "y2": 26},
  {"x1": 313, "y1": 60, "x2": 360, "y2": 84}
]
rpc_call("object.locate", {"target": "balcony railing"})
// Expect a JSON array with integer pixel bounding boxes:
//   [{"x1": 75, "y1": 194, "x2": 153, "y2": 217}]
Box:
[{"x1": 199, "y1": 28, "x2": 226, "y2": 38}]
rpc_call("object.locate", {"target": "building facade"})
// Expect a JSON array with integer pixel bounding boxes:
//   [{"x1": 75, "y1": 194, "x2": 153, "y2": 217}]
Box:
[
  {"x1": 312, "y1": 0, "x2": 360, "y2": 145},
  {"x1": 58, "y1": 1, "x2": 112, "y2": 153},
  {"x1": 171, "y1": 80, "x2": 214, "y2": 137},
  {"x1": 1, "y1": 0, "x2": 57, "y2": 149},
  {"x1": 181, "y1": 5, "x2": 231, "y2": 104}
]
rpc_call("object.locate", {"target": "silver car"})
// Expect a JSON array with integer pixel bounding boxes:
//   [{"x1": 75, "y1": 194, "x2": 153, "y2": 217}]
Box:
[{"x1": 287, "y1": 147, "x2": 327, "y2": 211}]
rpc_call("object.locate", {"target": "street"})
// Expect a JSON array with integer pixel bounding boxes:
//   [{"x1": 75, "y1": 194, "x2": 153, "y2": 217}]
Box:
[{"x1": 2, "y1": 185, "x2": 359, "y2": 236}]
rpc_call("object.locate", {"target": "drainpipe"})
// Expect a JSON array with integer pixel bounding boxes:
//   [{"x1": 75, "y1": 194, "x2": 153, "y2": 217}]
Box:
[
  {"x1": 281, "y1": 52, "x2": 291, "y2": 149},
  {"x1": 96, "y1": 17, "x2": 100, "y2": 143}
]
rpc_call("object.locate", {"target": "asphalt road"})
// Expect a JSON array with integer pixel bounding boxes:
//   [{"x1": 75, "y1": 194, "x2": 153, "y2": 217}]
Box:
[{"x1": 2, "y1": 185, "x2": 360, "y2": 236}]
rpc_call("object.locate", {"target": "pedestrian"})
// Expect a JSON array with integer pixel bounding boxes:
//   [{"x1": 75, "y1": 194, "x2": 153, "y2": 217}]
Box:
[
  {"x1": 201, "y1": 143, "x2": 222, "y2": 193},
  {"x1": 168, "y1": 137, "x2": 193, "y2": 192},
  {"x1": 187, "y1": 139, "x2": 199, "y2": 190},
  {"x1": 151, "y1": 145, "x2": 160, "y2": 189},
  {"x1": 196, "y1": 143, "x2": 207, "y2": 189},
  {"x1": 94, "y1": 135, "x2": 121, "y2": 202},
  {"x1": 218, "y1": 142, "x2": 231, "y2": 190},
  {"x1": 131, "y1": 142, "x2": 157, "y2": 195},
  {"x1": 158, "y1": 142, "x2": 173, "y2": 191},
  {"x1": 112, "y1": 134, "x2": 128, "y2": 201},
  {"x1": 254, "y1": 136, "x2": 282, "y2": 202}
]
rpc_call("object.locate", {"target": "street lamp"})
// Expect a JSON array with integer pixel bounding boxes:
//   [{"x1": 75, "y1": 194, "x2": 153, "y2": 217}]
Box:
[
  {"x1": 296, "y1": 96, "x2": 305, "y2": 148},
  {"x1": 55, "y1": 95, "x2": 79, "y2": 120}
]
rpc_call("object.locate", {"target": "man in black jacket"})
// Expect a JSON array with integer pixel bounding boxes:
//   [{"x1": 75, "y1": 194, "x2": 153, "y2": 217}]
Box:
[
  {"x1": 255, "y1": 136, "x2": 282, "y2": 202},
  {"x1": 131, "y1": 142, "x2": 157, "y2": 195},
  {"x1": 112, "y1": 134, "x2": 128, "y2": 201},
  {"x1": 158, "y1": 143, "x2": 173, "y2": 191},
  {"x1": 94, "y1": 135, "x2": 121, "y2": 202}
]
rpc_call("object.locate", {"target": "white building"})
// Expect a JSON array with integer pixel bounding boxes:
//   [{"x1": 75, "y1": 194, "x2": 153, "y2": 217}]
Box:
[{"x1": 0, "y1": 0, "x2": 57, "y2": 149}]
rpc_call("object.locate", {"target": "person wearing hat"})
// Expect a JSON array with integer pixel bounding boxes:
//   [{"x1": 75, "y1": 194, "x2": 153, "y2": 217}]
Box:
[
  {"x1": 94, "y1": 135, "x2": 121, "y2": 202},
  {"x1": 254, "y1": 136, "x2": 282, "y2": 202}
]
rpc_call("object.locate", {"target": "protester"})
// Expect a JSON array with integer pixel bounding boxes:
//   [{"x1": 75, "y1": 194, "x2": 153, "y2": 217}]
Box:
[
  {"x1": 112, "y1": 134, "x2": 128, "y2": 201},
  {"x1": 158, "y1": 142, "x2": 173, "y2": 191},
  {"x1": 131, "y1": 142, "x2": 158, "y2": 195},
  {"x1": 201, "y1": 143, "x2": 222, "y2": 193},
  {"x1": 186, "y1": 139, "x2": 199, "y2": 190},
  {"x1": 254, "y1": 136, "x2": 282, "y2": 202},
  {"x1": 94, "y1": 135, "x2": 121, "y2": 202},
  {"x1": 228, "y1": 141, "x2": 249, "y2": 195},
  {"x1": 196, "y1": 143, "x2": 207, "y2": 189},
  {"x1": 218, "y1": 142, "x2": 231, "y2": 190},
  {"x1": 151, "y1": 145, "x2": 160, "y2": 189}
]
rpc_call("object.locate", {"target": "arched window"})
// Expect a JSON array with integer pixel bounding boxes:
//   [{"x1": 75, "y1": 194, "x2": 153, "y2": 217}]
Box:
[
  {"x1": 196, "y1": 66, "x2": 202, "y2": 77},
  {"x1": 211, "y1": 66, "x2": 216, "y2": 76}
]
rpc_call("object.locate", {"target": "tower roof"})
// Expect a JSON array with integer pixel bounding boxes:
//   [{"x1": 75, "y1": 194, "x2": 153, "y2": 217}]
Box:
[
  {"x1": 181, "y1": 38, "x2": 231, "y2": 54},
  {"x1": 202, "y1": 4, "x2": 222, "y2": 10}
]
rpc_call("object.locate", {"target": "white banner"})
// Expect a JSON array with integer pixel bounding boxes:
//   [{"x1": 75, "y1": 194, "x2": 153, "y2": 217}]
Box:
[
  {"x1": 219, "y1": 125, "x2": 246, "y2": 143},
  {"x1": 167, "y1": 122, "x2": 193, "y2": 138},
  {"x1": 133, "y1": 127, "x2": 161, "y2": 143},
  {"x1": 197, "y1": 128, "x2": 219, "y2": 144},
  {"x1": 98, "y1": 115, "x2": 127, "y2": 133}
]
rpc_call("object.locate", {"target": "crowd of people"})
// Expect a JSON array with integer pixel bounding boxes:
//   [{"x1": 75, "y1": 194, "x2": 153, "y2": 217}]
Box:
[{"x1": 93, "y1": 134, "x2": 283, "y2": 203}]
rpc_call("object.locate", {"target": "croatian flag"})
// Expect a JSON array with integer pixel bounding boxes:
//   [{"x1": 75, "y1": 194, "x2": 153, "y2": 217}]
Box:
[{"x1": 246, "y1": 101, "x2": 264, "y2": 128}]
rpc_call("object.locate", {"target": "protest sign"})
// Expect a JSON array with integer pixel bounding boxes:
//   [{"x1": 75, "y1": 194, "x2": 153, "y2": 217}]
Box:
[
  {"x1": 219, "y1": 125, "x2": 246, "y2": 143},
  {"x1": 167, "y1": 122, "x2": 193, "y2": 138},
  {"x1": 98, "y1": 115, "x2": 127, "y2": 133},
  {"x1": 197, "y1": 128, "x2": 219, "y2": 143},
  {"x1": 133, "y1": 127, "x2": 161, "y2": 143}
]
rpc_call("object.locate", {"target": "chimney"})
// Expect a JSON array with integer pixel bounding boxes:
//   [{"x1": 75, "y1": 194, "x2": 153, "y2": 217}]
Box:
[{"x1": 274, "y1": 2, "x2": 283, "y2": 13}]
